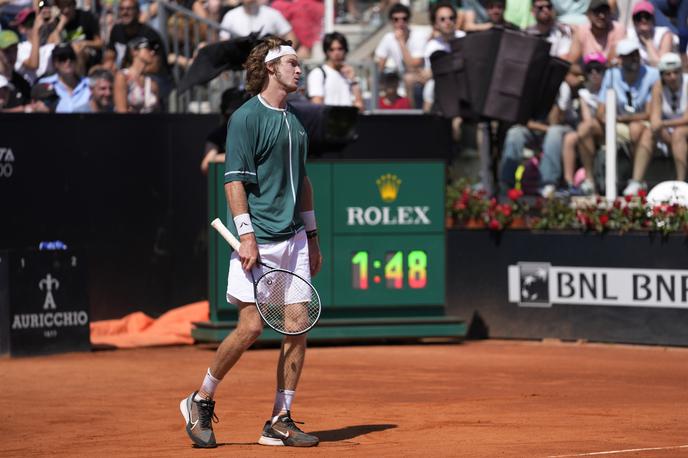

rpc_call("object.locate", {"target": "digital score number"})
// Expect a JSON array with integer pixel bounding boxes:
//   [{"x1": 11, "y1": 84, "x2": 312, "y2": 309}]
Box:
[{"x1": 351, "y1": 250, "x2": 428, "y2": 290}]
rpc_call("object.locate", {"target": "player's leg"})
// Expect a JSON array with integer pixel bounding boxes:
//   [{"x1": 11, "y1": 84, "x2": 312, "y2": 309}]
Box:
[
  {"x1": 180, "y1": 302, "x2": 263, "y2": 448},
  {"x1": 670, "y1": 126, "x2": 688, "y2": 181}
]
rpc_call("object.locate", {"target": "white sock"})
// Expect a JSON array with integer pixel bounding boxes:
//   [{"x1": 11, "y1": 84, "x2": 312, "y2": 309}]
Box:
[
  {"x1": 195, "y1": 368, "x2": 221, "y2": 401},
  {"x1": 271, "y1": 389, "x2": 295, "y2": 420}
]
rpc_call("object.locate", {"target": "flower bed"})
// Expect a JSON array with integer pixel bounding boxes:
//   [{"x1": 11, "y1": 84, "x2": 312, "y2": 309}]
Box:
[{"x1": 446, "y1": 179, "x2": 688, "y2": 235}]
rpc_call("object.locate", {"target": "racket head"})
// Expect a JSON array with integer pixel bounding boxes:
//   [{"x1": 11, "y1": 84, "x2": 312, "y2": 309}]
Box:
[{"x1": 253, "y1": 267, "x2": 322, "y2": 336}]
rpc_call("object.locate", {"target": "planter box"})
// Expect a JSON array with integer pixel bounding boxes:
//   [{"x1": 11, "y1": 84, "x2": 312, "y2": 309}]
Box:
[{"x1": 447, "y1": 229, "x2": 688, "y2": 346}]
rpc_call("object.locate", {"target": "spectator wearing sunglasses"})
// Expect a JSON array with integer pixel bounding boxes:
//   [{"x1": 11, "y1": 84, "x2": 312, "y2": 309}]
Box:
[
  {"x1": 526, "y1": 0, "x2": 575, "y2": 61},
  {"x1": 638, "y1": 53, "x2": 688, "y2": 190},
  {"x1": 569, "y1": 0, "x2": 626, "y2": 63},
  {"x1": 626, "y1": 1, "x2": 674, "y2": 67},
  {"x1": 38, "y1": 42, "x2": 91, "y2": 112},
  {"x1": 560, "y1": 53, "x2": 607, "y2": 195},
  {"x1": 12, "y1": 7, "x2": 56, "y2": 85},
  {"x1": 595, "y1": 39, "x2": 659, "y2": 195},
  {"x1": 114, "y1": 36, "x2": 160, "y2": 113},
  {"x1": 374, "y1": 3, "x2": 429, "y2": 108}
]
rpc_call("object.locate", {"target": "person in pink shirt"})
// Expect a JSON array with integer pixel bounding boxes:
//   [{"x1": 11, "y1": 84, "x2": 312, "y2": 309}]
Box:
[
  {"x1": 271, "y1": 0, "x2": 323, "y2": 59},
  {"x1": 569, "y1": 0, "x2": 626, "y2": 63}
]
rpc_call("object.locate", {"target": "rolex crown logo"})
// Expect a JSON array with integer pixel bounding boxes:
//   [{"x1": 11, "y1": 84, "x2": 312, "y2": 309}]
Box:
[{"x1": 376, "y1": 173, "x2": 402, "y2": 202}]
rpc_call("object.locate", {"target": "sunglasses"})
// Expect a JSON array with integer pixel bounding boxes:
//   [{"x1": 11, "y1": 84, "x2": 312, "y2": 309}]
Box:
[
  {"x1": 535, "y1": 4, "x2": 552, "y2": 10},
  {"x1": 391, "y1": 15, "x2": 409, "y2": 22},
  {"x1": 591, "y1": 6, "x2": 610, "y2": 15},
  {"x1": 633, "y1": 12, "x2": 653, "y2": 21},
  {"x1": 55, "y1": 55, "x2": 75, "y2": 62}
]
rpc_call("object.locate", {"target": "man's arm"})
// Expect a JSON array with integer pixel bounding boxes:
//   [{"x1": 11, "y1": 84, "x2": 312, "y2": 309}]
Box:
[
  {"x1": 299, "y1": 176, "x2": 322, "y2": 277},
  {"x1": 225, "y1": 181, "x2": 259, "y2": 271}
]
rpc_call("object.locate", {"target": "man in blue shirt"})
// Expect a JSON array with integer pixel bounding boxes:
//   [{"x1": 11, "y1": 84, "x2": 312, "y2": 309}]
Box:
[
  {"x1": 38, "y1": 43, "x2": 91, "y2": 113},
  {"x1": 597, "y1": 38, "x2": 659, "y2": 195}
]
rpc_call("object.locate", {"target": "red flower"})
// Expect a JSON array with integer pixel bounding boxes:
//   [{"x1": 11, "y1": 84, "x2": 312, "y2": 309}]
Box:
[
  {"x1": 598, "y1": 214, "x2": 609, "y2": 226},
  {"x1": 613, "y1": 200, "x2": 621, "y2": 209},
  {"x1": 624, "y1": 195, "x2": 632, "y2": 203},
  {"x1": 500, "y1": 204, "x2": 513, "y2": 217},
  {"x1": 453, "y1": 201, "x2": 466, "y2": 211},
  {"x1": 507, "y1": 188, "x2": 523, "y2": 201},
  {"x1": 638, "y1": 189, "x2": 648, "y2": 198},
  {"x1": 488, "y1": 219, "x2": 502, "y2": 231}
]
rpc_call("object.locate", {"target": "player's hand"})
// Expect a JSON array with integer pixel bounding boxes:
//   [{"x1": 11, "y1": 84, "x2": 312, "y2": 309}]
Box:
[
  {"x1": 238, "y1": 233, "x2": 259, "y2": 271},
  {"x1": 307, "y1": 236, "x2": 322, "y2": 277}
]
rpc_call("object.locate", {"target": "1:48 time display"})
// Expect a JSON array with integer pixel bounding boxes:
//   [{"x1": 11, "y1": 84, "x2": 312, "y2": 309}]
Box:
[{"x1": 351, "y1": 250, "x2": 428, "y2": 290}]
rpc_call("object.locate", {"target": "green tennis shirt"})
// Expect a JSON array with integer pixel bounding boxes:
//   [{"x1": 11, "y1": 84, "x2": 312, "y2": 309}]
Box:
[{"x1": 224, "y1": 94, "x2": 308, "y2": 243}]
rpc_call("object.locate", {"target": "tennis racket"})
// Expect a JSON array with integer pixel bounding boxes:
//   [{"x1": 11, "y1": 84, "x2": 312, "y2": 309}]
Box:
[{"x1": 211, "y1": 218, "x2": 322, "y2": 335}]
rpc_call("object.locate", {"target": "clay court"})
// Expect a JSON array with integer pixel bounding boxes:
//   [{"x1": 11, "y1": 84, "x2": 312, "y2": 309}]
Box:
[{"x1": 2, "y1": 339, "x2": 687, "y2": 457}]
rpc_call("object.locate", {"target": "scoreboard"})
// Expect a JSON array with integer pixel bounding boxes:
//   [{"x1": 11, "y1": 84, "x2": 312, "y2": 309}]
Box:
[{"x1": 208, "y1": 161, "x2": 446, "y2": 319}]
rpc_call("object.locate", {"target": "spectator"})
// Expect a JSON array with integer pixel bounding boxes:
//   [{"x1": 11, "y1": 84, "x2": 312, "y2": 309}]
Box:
[
  {"x1": 645, "y1": 53, "x2": 688, "y2": 184},
  {"x1": 218, "y1": 0, "x2": 296, "y2": 44},
  {"x1": 378, "y1": 71, "x2": 412, "y2": 110},
  {"x1": 424, "y1": 2, "x2": 465, "y2": 143},
  {"x1": 626, "y1": 1, "x2": 673, "y2": 67},
  {"x1": 645, "y1": 0, "x2": 688, "y2": 66},
  {"x1": 0, "y1": 30, "x2": 31, "y2": 111},
  {"x1": 49, "y1": 0, "x2": 103, "y2": 73},
  {"x1": 561, "y1": 52, "x2": 607, "y2": 195},
  {"x1": 505, "y1": 0, "x2": 536, "y2": 30},
  {"x1": 465, "y1": 0, "x2": 522, "y2": 31},
  {"x1": 500, "y1": 71, "x2": 583, "y2": 197},
  {"x1": 38, "y1": 42, "x2": 91, "y2": 112},
  {"x1": 113, "y1": 36, "x2": 160, "y2": 113},
  {"x1": 551, "y1": 0, "x2": 590, "y2": 25},
  {"x1": 271, "y1": 0, "x2": 323, "y2": 59},
  {"x1": 374, "y1": 3, "x2": 428, "y2": 108},
  {"x1": 0, "y1": 0, "x2": 31, "y2": 30},
  {"x1": 200, "y1": 87, "x2": 248, "y2": 174},
  {"x1": 595, "y1": 39, "x2": 659, "y2": 196},
  {"x1": 104, "y1": 0, "x2": 165, "y2": 72},
  {"x1": 569, "y1": 0, "x2": 626, "y2": 63},
  {"x1": 12, "y1": 8, "x2": 56, "y2": 85},
  {"x1": 79, "y1": 68, "x2": 114, "y2": 112},
  {"x1": 0, "y1": 74, "x2": 10, "y2": 111},
  {"x1": 307, "y1": 32, "x2": 364, "y2": 110},
  {"x1": 28, "y1": 81, "x2": 60, "y2": 112},
  {"x1": 525, "y1": 0, "x2": 575, "y2": 61}
]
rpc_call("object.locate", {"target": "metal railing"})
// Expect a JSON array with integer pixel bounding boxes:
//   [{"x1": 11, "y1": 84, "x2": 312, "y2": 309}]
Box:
[{"x1": 156, "y1": 0, "x2": 237, "y2": 113}]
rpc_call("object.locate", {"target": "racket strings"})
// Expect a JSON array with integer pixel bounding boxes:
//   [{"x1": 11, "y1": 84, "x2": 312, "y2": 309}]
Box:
[{"x1": 255, "y1": 270, "x2": 320, "y2": 334}]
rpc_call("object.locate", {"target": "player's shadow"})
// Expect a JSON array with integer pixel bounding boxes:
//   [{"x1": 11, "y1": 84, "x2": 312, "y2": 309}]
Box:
[{"x1": 310, "y1": 424, "x2": 397, "y2": 442}]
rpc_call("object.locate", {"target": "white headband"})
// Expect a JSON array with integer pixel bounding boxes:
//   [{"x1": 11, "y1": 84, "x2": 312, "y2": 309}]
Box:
[{"x1": 264, "y1": 45, "x2": 297, "y2": 62}]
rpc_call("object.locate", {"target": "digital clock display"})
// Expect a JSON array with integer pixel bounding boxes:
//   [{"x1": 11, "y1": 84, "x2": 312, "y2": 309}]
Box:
[
  {"x1": 351, "y1": 250, "x2": 428, "y2": 290},
  {"x1": 333, "y1": 234, "x2": 445, "y2": 306}
]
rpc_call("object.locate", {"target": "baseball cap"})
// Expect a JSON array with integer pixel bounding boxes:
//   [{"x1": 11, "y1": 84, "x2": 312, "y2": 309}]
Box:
[
  {"x1": 11, "y1": 7, "x2": 36, "y2": 26},
  {"x1": 0, "y1": 30, "x2": 20, "y2": 50},
  {"x1": 658, "y1": 52, "x2": 682, "y2": 72},
  {"x1": 51, "y1": 42, "x2": 77, "y2": 61},
  {"x1": 588, "y1": 0, "x2": 610, "y2": 11},
  {"x1": 632, "y1": 1, "x2": 654, "y2": 16},
  {"x1": 583, "y1": 51, "x2": 606, "y2": 66},
  {"x1": 616, "y1": 39, "x2": 640, "y2": 57}
]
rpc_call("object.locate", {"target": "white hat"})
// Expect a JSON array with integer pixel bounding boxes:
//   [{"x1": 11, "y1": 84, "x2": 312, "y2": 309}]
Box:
[
  {"x1": 616, "y1": 39, "x2": 640, "y2": 57},
  {"x1": 658, "y1": 52, "x2": 682, "y2": 72},
  {"x1": 0, "y1": 74, "x2": 9, "y2": 89}
]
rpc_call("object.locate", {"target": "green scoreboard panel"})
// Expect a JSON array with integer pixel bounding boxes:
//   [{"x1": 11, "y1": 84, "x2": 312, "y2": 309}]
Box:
[{"x1": 208, "y1": 161, "x2": 446, "y2": 313}]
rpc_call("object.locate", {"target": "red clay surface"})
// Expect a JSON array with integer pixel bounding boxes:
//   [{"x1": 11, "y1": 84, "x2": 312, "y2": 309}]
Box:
[{"x1": 1, "y1": 339, "x2": 687, "y2": 457}]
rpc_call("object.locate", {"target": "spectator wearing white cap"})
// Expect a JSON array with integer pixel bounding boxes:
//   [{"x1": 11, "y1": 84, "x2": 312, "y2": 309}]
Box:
[
  {"x1": 638, "y1": 52, "x2": 688, "y2": 188},
  {"x1": 597, "y1": 39, "x2": 659, "y2": 195},
  {"x1": 626, "y1": 0, "x2": 674, "y2": 67}
]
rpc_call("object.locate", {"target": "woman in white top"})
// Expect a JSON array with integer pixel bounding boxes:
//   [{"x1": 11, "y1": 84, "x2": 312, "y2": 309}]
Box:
[
  {"x1": 114, "y1": 36, "x2": 160, "y2": 113},
  {"x1": 648, "y1": 52, "x2": 688, "y2": 182},
  {"x1": 307, "y1": 32, "x2": 364, "y2": 110},
  {"x1": 626, "y1": 1, "x2": 673, "y2": 67}
]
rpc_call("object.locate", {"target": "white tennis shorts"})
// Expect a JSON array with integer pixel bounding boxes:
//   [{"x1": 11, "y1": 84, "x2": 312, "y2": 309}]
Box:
[{"x1": 226, "y1": 230, "x2": 311, "y2": 304}]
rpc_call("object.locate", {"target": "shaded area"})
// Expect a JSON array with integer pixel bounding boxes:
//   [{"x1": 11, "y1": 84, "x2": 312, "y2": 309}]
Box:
[{"x1": 311, "y1": 424, "x2": 397, "y2": 443}]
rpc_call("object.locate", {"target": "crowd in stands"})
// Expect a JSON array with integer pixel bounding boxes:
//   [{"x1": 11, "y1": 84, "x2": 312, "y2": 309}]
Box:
[{"x1": 1, "y1": 0, "x2": 687, "y2": 194}]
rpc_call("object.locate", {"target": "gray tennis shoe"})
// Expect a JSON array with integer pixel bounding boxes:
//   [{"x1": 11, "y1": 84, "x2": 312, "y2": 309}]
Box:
[
  {"x1": 179, "y1": 391, "x2": 218, "y2": 448},
  {"x1": 258, "y1": 411, "x2": 319, "y2": 447}
]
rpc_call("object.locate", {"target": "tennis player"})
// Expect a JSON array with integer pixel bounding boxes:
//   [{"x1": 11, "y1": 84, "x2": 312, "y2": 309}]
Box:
[{"x1": 180, "y1": 35, "x2": 322, "y2": 448}]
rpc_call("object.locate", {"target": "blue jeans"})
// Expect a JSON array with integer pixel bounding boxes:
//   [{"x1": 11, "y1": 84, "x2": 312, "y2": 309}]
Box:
[
  {"x1": 651, "y1": 0, "x2": 688, "y2": 52},
  {"x1": 500, "y1": 124, "x2": 571, "y2": 187}
]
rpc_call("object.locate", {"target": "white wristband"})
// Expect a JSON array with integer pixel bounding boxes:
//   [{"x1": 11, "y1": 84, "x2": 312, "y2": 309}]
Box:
[
  {"x1": 300, "y1": 210, "x2": 317, "y2": 231},
  {"x1": 233, "y1": 213, "x2": 254, "y2": 236}
]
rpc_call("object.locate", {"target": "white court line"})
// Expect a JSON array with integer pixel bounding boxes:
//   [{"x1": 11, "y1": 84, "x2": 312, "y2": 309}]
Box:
[{"x1": 548, "y1": 444, "x2": 688, "y2": 457}]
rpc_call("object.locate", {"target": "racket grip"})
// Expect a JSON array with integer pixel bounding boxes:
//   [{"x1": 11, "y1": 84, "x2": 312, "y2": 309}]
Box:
[{"x1": 211, "y1": 218, "x2": 242, "y2": 251}]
